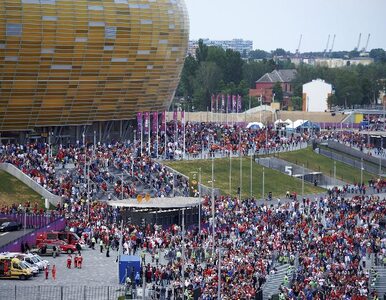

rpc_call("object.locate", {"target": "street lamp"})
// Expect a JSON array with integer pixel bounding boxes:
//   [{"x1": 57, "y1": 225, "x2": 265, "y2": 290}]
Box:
[
  {"x1": 360, "y1": 158, "x2": 363, "y2": 185},
  {"x1": 262, "y1": 167, "x2": 265, "y2": 200},
  {"x1": 239, "y1": 129, "x2": 242, "y2": 198}
]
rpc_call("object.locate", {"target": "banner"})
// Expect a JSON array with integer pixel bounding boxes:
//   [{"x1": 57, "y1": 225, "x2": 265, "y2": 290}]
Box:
[
  {"x1": 211, "y1": 94, "x2": 215, "y2": 112},
  {"x1": 181, "y1": 110, "x2": 185, "y2": 124},
  {"x1": 137, "y1": 112, "x2": 142, "y2": 133},
  {"x1": 144, "y1": 111, "x2": 150, "y2": 135},
  {"x1": 216, "y1": 95, "x2": 219, "y2": 113},
  {"x1": 152, "y1": 111, "x2": 158, "y2": 133},
  {"x1": 227, "y1": 94, "x2": 231, "y2": 113},
  {"x1": 237, "y1": 95, "x2": 242, "y2": 113},
  {"x1": 232, "y1": 95, "x2": 236, "y2": 113},
  {"x1": 173, "y1": 110, "x2": 177, "y2": 122},
  {"x1": 221, "y1": 94, "x2": 225, "y2": 112},
  {"x1": 161, "y1": 111, "x2": 166, "y2": 133}
]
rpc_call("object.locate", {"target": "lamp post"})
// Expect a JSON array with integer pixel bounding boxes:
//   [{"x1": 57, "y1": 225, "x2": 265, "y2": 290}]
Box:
[
  {"x1": 333, "y1": 161, "x2": 336, "y2": 187},
  {"x1": 181, "y1": 208, "x2": 185, "y2": 299},
  {"x1": 302, "y1": 164, "x2": 305, "y2": 200},
  {"x1": 217, "y1": 247, "x2": 222, "y2": 299},
  {"x1": 262, "y1": 167, "x2": 265, "y2": 200},
  {"x1": 121, "y1": 173, "x2": 124, "y2": 200},
  {"x1": 239, "y1": 129, "x2": 242, "y2": 198},
  {"x1": 250, "y1": 147, "x2": 253, "y2": 198},
  {"x1": 229, "y1": 150, "x2": 232, "y2": 195},
  {"x1": 211, "y1": 152, "x2": 215, "y2": 252},
  {"x1": 198, "y1": 168, "x2": 202, "y2": 234},
  {"x1": 360, "y1": 158, "x2": 363, "y2": 185}
]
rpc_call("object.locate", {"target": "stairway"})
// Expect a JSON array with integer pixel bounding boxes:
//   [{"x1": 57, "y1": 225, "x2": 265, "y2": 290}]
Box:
[
  {"x1": 370, "y1": 265, "x2": 386, "y2": 297},
  {"x1": 262, "y1": 263, "x2": 294, "y2": 300}
]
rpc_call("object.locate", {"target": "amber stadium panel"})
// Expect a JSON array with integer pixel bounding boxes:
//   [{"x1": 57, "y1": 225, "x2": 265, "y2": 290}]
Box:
[{"x1": 0, "y1": 0, "x2": 189, "y2": 131}]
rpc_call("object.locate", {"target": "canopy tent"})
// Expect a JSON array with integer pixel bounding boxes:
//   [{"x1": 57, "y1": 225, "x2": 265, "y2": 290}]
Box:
[{"x1": 246, "y1": 122, "x2": 264, "y2": 130}]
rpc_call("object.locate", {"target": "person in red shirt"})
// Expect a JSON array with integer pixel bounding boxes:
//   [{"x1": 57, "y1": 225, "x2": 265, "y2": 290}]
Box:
[
  {"x1": 45, "y1": 266, "x2": 49, "y2": 279},
  {"x1": 67, "y1": 254, "x2": 72, "y2": 269},
  {"x1": 52, "y1": 265, "x2": 56, "y2": 280}
]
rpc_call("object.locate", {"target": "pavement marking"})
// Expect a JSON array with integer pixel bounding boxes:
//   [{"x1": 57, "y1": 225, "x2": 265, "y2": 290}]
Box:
[{"x1": 0, "y1": 232, "x2": 9, "y2": 236}]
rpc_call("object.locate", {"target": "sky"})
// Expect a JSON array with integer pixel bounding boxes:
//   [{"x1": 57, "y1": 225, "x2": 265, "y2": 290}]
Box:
[{"x1": 184, "y1": 0, "x2": 386, "y2": 52}]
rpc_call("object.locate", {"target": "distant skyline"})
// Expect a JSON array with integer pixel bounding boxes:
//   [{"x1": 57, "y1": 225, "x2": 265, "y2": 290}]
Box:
[{"x1": 185, "y1": 0, "x2": 386, "y2": 52}]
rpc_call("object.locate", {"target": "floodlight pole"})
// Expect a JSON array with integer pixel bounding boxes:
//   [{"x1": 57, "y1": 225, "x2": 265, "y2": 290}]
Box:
[
  {"x1": 250, "y1": 147, "x2": 253, "y2": 198},
  {"x1": 333, "y1": 161, "x2": 336, "y2": 187},
  {"x1": 217, "y1": 247, "x2": 222, "y2": 299},
  {"x1": 211, "y1": 150, "x2": 215, "y2": 253},
  {"x1": 229, "y1": 151, "x2": 232, "y2": 195}
]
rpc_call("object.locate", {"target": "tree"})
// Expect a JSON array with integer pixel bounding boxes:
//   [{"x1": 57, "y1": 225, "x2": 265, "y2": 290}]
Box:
[
  {"x1": 291, "y1": 96, "x2": 303, "y2": 111},
  {"x1": 369, "y1": 49, "x2": 386, "y2": 63},
  {"x1": 249, "y1": 49, "x2": 269, "y2": 60},
  {"x1": 193, "y1": 62, "x2": 223, "y2": 110},
  {"x1": 272, "y1": 48, "x2": 287, "y2": 57},
  {"x1": 223, "y1": 49, "x2": 244, "y2": 85},
  {"x1": 176, "y1": 55, "x2": 198, "y2": 98},
  {"x1": 195, "y1": 39, "x2": 208, "y2": 63},
  {"x1": 272, "y1": 82, "x2": 283, "y2": 103},
  {"x1": 242, "y1": 61, "x2": 275, "y2": 88}
]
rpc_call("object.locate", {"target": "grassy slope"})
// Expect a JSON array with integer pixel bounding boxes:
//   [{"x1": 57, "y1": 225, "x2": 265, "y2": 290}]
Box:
[
  {"x1": 277, "y1": 147, "x2": 375, "y2": 184},
  {"x1": 166, "y1": 157, "x2": 324, "y2": 199},
  {"x1": 0, "y1": 170, "x2": 45, "y2": 208}
]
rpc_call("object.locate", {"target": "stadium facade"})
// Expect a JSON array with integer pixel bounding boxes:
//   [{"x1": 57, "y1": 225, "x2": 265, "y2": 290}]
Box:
[{"x1": 0, "y1": 0, "x2": 189, "y2": 142}]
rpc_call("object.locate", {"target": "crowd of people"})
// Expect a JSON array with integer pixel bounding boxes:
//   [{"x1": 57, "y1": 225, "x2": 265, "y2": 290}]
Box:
[{"x1": 57, "y1": 181, "x2": 386, "y2": 300}]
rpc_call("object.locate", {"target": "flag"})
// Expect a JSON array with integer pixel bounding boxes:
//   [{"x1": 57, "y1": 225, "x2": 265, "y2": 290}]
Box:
[
  {"x1": 221, "y1": 94, "x2": 225, "y2": 112},
  {"x1": 232, "y1": 95, "x2": 236, "y2": 113},
  {"x1": 173, "y1": 110, "x2": 177, "y2": 122},
  {"x1": 137, "y1": 112, "x2": 142, "y2": 133},
  {"x1": 181, "y1": 110, "x2": 185, "y2": 124},
  {"x1": 237, "y1": 95, "x2": 242, "y2": 113},
  {"x1": 216, "y1": 94, "x2": 219, "y2": 113},
  {"x1": 144, "y1": 111, "x2": 150, "y2": 135},
  {"x1": 161, "y1": 111, "x2": 166, "y2": 133},
  {"x1": 227, "y1": 94, "x2": 231, "y2": 113},
  {"x1": 211, "y1": 94, "x2": 215, "y2": 112},
  {"x1": 152, "y1": 111, "x2": 158, "y2": 133}
]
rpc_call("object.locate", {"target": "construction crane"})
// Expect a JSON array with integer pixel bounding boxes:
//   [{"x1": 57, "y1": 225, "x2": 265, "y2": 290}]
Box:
[
  {"x1": 361, "y1": 34, "x2": 370, "y2": 52},
  {"x1": 295, "y1": 34, "x2": 302, "y2": 57},
  {"x1": 323, "y1": 34, "x2": 330, "y2": 57},
  {"x1": 354, "y1": 33, "x2": 362, "y2": 51},
  {"x1": 328, "y1": 34, "x2": 336, "y2": 57}
]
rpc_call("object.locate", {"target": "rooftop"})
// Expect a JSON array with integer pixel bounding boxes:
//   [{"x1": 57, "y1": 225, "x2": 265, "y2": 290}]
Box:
[{"x1": 256, "y1": 69, "x2": 297, "y2": 83}]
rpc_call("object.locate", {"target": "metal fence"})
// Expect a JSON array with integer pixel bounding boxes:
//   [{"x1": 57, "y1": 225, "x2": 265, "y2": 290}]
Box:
[
  {"x1": 0, "y1": 213, "x2": 58, "y2": 229},
  {"x1": 319, "y1": 147, "x2": 381, "y2": 175},
  {"x1": 0, "y1": 285, "x2": 126, "y2": 300}
]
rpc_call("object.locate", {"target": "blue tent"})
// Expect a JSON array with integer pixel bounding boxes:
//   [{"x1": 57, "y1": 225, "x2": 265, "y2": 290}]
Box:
[{"x1": 118, "y1": 255, "x2": 141, "y2": 284}]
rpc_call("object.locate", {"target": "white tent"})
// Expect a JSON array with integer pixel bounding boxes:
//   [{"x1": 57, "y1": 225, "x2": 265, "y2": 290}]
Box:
[
  {"x1": 293, "y1": 119, "x2": 308, "y2": 128},
  {"x1": 274, "y1": 119, "x2": 283, "y2": 125}
]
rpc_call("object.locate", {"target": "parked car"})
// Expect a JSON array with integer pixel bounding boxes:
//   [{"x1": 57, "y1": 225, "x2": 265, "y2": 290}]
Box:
[
  {"x1": 0, "y1": 256, "x2": 32, "y2": 280},
  {"x1": 0, "y1": 221, "x2": 22, "y2": 232},
  {"x1": 31, "y1": 244, "x2": 61, "y2": 257}
]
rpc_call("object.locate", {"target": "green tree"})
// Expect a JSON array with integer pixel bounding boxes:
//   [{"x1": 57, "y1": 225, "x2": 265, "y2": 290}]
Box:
[
  {"x1": 242, "y1": 61, "x2": 275, "y2": 88},
  {"x1": 291, "y1": 96, "x2": 303, "y2": 111},
  {"x1": 249, "y1": 49, "x2": 269, "y2": 60},
  {"x1": 272, "y1": 48, "x2": 287, "y2": 57},
  {"x1": 195, "y1": 39, "x2": 208, "y2": 63},
  {"x1": 369, "y1": 48, "x2": 386, "y2": 63},
  {"x1": 193, "y1": 62, "x2": 223, "y2": 110},
  {"x1": 176, "y1": 55, "x2": 198, "y2": 98},
  {"x1": 272, "y1": 82, "x2": 283, "y2": 103},
  {"x1": 223, "y1": 49, "x2": 244, "y2": 85}
]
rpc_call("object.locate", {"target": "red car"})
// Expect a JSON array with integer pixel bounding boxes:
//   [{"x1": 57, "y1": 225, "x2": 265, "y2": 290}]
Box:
[{"x1": 42, "y1": 240, "x2": 77, "y2": 254}]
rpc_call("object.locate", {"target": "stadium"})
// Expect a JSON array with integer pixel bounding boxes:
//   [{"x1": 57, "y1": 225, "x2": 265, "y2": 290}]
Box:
[{"x1": 0, "y1": 0, "x2": 189, "y2": 142}]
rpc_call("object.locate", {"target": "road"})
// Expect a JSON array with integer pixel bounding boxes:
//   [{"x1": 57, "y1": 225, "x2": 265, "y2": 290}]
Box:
[{"x1": 0, "y1": 229, "x2": 33, "y2": 249}]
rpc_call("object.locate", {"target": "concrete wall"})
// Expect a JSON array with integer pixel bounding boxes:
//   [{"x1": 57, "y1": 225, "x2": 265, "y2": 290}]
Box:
[
  {"x1": 0, "y1": 163, "x2": 62, "y2": 207},
  {"x1": 256, "y1": 157, "x2": 346, "y2": 187}
]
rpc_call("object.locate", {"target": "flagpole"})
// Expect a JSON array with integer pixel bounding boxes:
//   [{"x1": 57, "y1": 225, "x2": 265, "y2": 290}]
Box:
[
  {"x1": 156, "y1": 114, "x2": 159, "y2": 159},
  {"x1": 148, "y1": 113, "x2": 151, "y2": 156}
]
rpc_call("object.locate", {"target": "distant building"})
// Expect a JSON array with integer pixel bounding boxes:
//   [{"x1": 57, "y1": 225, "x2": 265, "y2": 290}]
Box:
[
  {"x1": 302, "y1": 79, "x2": 333, "y2": 112},
  {"x1": 187, "y1": 39, "x2": 253, "y2": 57},
  {"x1": 291, "y1": 57, "x2": 374, "y2": 68},
  {"x1": 249, "y1": 69, "x2": 297, "y2": 105}
]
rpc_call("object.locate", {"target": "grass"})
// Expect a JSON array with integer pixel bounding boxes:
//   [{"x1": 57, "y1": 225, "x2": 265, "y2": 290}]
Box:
[
  {"x1": 0, "y1": 170, "x2": 45, "y2": 208},
  {"x1": 276, "y1": 147, "x2": 375, "y2": 184},
  {"x1": 166, "y1": 157, "x2": 324, "y2": 199}
]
